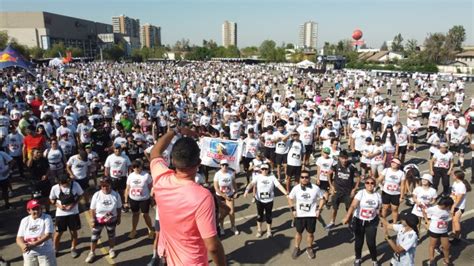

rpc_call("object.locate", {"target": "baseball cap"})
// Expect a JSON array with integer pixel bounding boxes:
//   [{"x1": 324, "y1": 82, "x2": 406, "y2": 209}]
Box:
[
  {"x1": 322, "y1": 147, "x2": 331, "y2": 154},
  {"x1": 260, "y1": 164, "x2": 270, "y2": 169},
  {"x1": 391, "y1": 158, "x2": 402, "y2": 165},
  {"x1": 220, "y1": 159, "x2": 229, "y2": 165},
  {"x1": 339, "y1": 150, "x2": 349, "y2": 158},
  {"x1": 26, "y1": 199, "x2": 41, "y2": 210},
  {"x1": 399, "y1": 212, "x2": 419, "y2": 233},
  {"x1": 421, "y1": 174, "x2": 433, "y2": 184},
  {"x1": 439, "y1": 142, "x2": 449, "y2": 148},
  {"x1": 84, "y1": 144, "x2": 92, "y2": 149}
]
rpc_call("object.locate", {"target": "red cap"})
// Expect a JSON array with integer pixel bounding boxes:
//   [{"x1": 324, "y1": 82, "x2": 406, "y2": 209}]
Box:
[{"x1": 26, "y1": 199, "x2": 41, "y2": 209}]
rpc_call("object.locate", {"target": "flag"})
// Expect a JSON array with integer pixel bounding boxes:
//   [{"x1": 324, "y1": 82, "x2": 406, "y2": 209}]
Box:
[{"x1": 199, "y1": 137, "x2": 243, "y2": 172}]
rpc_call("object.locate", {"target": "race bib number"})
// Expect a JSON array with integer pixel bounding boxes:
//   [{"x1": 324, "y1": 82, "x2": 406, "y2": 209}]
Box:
[
  {"x1": 130, "y1": 188, "x2": 143, "y2": 197},
  {"x1": 24, "y1": 237, "x2": 40, "y2": 244},
  {"x1": 260, "y1": 192, "x2": 270, "y2": 199},
  {"x1": 387, "y1": 183, "x2": 399, "y2": 192},
  {"x1": 265, "y1": 140, "x2": 273, "y2": 146},
  {"x1": 299, "y1": 203, "x2": 311, "y2": 212},
  {"x1": 220, "y1": 186, "x2": 230, "y2": 193},
  {"x1": 436, "y1": 159, "x2": 449, "y2": 168},
  {"x1": 112, "y1": 169, "x2": 123, "y2": 176},
  {"x1": 360, "y1": 208, "x2": 374, "y2": 219},
  {"x1": 437, "y1": 220, "x2": 448, "y2": 230}
]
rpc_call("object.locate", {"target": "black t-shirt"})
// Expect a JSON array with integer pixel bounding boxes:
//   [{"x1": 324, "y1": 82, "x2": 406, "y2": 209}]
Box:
[
  {"x1": 29, "y1": 157, "x2": 49, "y2": 180},
  {"x1": 91, "y1": 129, "x2": 111, "y2": 153},
  {"x1": 332, "y1": 162, "x2": 359, "y2": 193}
]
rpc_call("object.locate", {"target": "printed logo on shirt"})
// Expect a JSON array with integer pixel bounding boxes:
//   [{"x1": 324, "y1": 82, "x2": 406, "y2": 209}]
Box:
[
  {"x1": 301, "y1": 193, "x2": 311, "y2": 200},
  {"x1": 366, "y1": 199, "x2": 377, "y2": 206},
  {"x1": 29, "y1": 225, "x2": 40, "y2": 233},
  {"x1": 102, "y1": 199, "x2": 113, "y2": 206}
]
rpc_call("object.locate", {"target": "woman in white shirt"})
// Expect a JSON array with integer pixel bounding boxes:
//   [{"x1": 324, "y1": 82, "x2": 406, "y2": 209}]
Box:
[
  {"x1": 124, "y1": 159, "x2": 154, "y2": 239},
  {"x1": 213, "y1": 159, "x2": 239, "y2": 236},
  {"x1": 411, "y1": 174, "x2": 437, "y2": 224},
  {"x1": 450, "y1": 170, "x2": 469, "y2": 242},
  {"x1": 16, "y1": 199, "x2": 56, "y2": 266},
  {"x1": 381, "y1": 213, "x2": 419, "y2": 266},
  {"x1": 85, "y1": 177, "x2": 122, "y2": 263},
  {"x1": 244, "y1": 164, "x2": 288, "y2": 238}
]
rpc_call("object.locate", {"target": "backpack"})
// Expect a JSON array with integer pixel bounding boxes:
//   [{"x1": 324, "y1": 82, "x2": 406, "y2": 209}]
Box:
[{"x1": 58, "y1": 181, "x2": 79, "y2": 205}]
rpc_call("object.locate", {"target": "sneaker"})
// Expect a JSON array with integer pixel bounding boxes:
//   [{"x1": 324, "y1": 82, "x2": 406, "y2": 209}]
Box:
[
  {"x1": 306, "y1": 248, "x2": 315, "y2": 259},
  {"x1": 71, "y1": 248, "x2": 79, "y2": 258},
  {"x1": 354, "y1": 259, "x2": 361, "y2": 266},
  {"x1": 251, "y1": 197, "x2": 256, "y2": 203},
  {"x1": 128, "y1": 230, "x2": 137, "y2": 239},
  {"x1": 148, "y1": 230, "x2": 155, "y2": 240},
  {"x1": 85, "y1": 252, "x2": 95, "y2": 263},
  {"x1": 109, "y1": 248, "x2": 116, "y2": 259},
  {"x1": 232, "y1": 227, "x2": 240, "y2": 235},
  {"x1": 219, "y1": 228, "x2": 225, "y2": 236},
  {"x1": 291, "y1": 219, "x2": 295, "y2": 228},
  {"x1": 435, "y1": 247, "x2": 442, "y2": 256},
  {"x1": 266, "y1": 231, "x2": 272, "y2": 238},
  {"x1": 291, "y1": 247, "x2": 300, "y2": 259},
  {"x1": 122, "y1": 207, "x2": 129, "y2": 213},
  {"x1": 325, "y1": 222, "x2": 335, "y2": 231},
  {"x1": 255, "y1": 231, "x2": 262, "y2": 238}
]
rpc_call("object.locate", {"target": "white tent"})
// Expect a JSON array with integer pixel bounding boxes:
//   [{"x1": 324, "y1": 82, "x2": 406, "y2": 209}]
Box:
[
  {"x1": 48, "y1": 58, "x2": 64, "y2": 67},
  {"x1": 296, "y1": 59, "x2": 316, "y2": 69}
]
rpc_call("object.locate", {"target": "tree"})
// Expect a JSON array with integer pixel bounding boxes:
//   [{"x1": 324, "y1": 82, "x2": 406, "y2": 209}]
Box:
[
  {"x1": 285, "y1": 43, "x2": 295, "y2": 49},
  {"x1": 446, "y1": 25, "x2": 466, "y2": 52},
  {"x1": 29, "y1": 47, "x2": 44, "y2": 59},
  {"x1": 391, "y1": 33, "x2": 404, "y2": 52},
  {"x1": 422, "y1": 33, "x2": 446, "y2": 63},
  {"x1": 67, "y1": 47, "x2": 83, "y2": 57},
  {"x1": 259, "y1": 40, "x2": 277, "y2": 61},
  {"x1": 380, "y1": 41, "x2": 389, "y2": 51},
  {"x1": 103, "y1": 44, "x2": 125, "y2": 61},
  {"x1": 240, "y1": 46, "x2": 258, "y2": 57},
  {"x1": 0, "y1": 31, "x2": 8, "y2": 49},
  {"x1": 405, "y1": 39, "x2": 418, "y2": 57},
  {"x1": 43, "y1": 42, "x2": 66, "y2": 58}
]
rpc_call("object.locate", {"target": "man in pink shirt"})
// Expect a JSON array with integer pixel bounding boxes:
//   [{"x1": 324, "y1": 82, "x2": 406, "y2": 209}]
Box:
[{"x1": 150, "y1": 126, "x2": 226, "y2": 266}]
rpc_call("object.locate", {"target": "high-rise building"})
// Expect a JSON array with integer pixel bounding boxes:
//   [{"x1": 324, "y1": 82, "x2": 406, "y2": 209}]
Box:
[
  {"x1": 221, "y1": 21, "x2": 237, "y2": 48},
  {"x1": 140, "y1": 23, "x2": 161, "y2": 48},
  {"x1": 112, "y1": 15, "x2": 140, "y2": 38},
  {"x1": 299, "y1": 21, "x2": 318, "y2": 50}
]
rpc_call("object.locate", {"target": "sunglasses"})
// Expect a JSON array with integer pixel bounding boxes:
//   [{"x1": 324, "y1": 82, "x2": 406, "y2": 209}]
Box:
[
  {"x1": 101, "y1": 184, "x2": 111, "y2": 188},
  {"x1": 300, "y1": 176, "x2": 310, "y2": 179},
  {"x1": 365, "y1": 181, "x2": 375, "y2": 185},
  {"x1": 261, "y1": 168, "x2": 269, "y2": 171},
  {"x1": 221, "y1": 164, "x2": 229, "y2": 167}
]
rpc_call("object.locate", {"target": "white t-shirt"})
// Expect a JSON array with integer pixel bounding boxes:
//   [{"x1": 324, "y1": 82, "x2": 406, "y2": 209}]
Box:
[
  {"x1": 289, "y1": 183, "x2": 324, "y2": 218},
  {"x1": 352, "y1": 129, "x2": 373, "y2": 151},
  {"x1": 287, "y1": 141, "x2": 305, "y2": 167},
  {"x1": 126, "y1": 171, "x2": 153, "y2": 201},
  {"x1": 262, "y1": 132, "x2": 276, "y2": 148},
  {"x1": 105, "y1": 154, "x2": 132, "y2": 178},
  {"x1": 426, "y1": 206, "x2": 451, "y2": 234},
  {"x1": 274, "y1": 131, "x2": 289, "y2": 154},
  {"x1": 390, "y1": 224, "x2": 418, "y2": 266},
  {"x1": 67, "y1": 155, "x2": 91, "y2": 180},
  {"x1": 447, "y1": 126, "x2": 467, "y2": 145},
  {"x1": 252, "y1": 174, "x2": 280, "y2": 203},
  {"x1": 432, "y1": 151, "x2": 453, "y2": 169},
  {"x1": 353, "y1": 189, "x2": 382, "y2": 221},
  {"x1": 214, "y1": 170, "x2": 235, "y2": 197},
  {"x1": 49, "y1": 182, "x2": 84, "y2": 217},
  {"x1": 411, "y1": 186, "x2": 437, "y2": 217},
  {"x1": 451, "y1": 181, "x2": 467, "y2": 210},
  {"x1": 370, "y1": 145, "x2": 385, "y2": 165},
  {"x1": 17, "y1": 214, "x2": 54, "y2": 256},
  {"x1": 316, "y1": 156, "x2": 334, "y2": 181},
  {"x1": 3, "y1": 133, "x2": 23, "y2": 157},
  {"x1": 45, "y1": 148, "x2": 64, "y2": 170},
  {"x1": 90, "y1": 190, "x2": 122, "y2": 222},
  {"x1": 297, "y1": 125, "x2": 315, "y2": 145},
  {"x1": 381, "y1": 168, "x2": 405, "y2": 195}
]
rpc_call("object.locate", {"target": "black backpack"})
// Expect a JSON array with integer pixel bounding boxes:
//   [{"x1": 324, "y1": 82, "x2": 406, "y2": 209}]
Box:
[{"x1": 58, "y1": 181, "x2": 79, "y2": 205}]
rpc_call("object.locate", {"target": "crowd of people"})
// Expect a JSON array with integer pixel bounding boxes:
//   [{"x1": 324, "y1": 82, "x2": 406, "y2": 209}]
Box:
[{"x1": 0, "y1": 61, "x2": 472, "y2": 266}]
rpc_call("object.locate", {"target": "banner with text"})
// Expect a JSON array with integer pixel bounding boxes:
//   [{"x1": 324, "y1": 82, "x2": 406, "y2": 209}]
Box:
[{"x1": 199, "y1": 137, "x2": 243, "y2": 172}]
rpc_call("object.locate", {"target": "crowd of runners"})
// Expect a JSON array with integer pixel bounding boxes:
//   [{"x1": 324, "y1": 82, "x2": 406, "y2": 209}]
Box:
[{"x1": 1, "y1": 61, "x2": 472, "y2": 266}]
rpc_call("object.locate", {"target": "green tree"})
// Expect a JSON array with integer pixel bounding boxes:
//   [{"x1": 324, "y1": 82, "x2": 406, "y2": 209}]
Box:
[
  {"x1": 391, "y1": 33, "x2": 404, "y2": 52},
  {"x1": 405, "y1": 39, "x2": 418, "y2": 57},
  {"x1": 422, "y1": 33, "x2": 446, "y2": 63},
  {"x1": 29, "y1": 47, "x2": 44, "y2": 59},
  {"x1": 0, "y1": 31, "x2": 8, "y2": 49},
  {"x1": 67, "y1": 47, "x2": 83, "y2": 57},
  {"x1": 259, "y1": 40, "x2": 277, "y2": 61},
  {"x1": 446, "y1": 25, "x2": 466, "y2": 52},
  {"x1": 285, "y1": 43, "x2": 295, "y2": 49},
  {"x1": 240, "y1": 46, "x2": 258, "y2": 57},
  {"x1": 43, "y1": 42, "x2": 66, "y2": 58},
  {"x1": 224, "y1": 45, "x2": 240, "y2": 58},
  {"x1": 103, "y1": 44, "x2": 125, "y2": 61},
  {"x1": 380, "y1": 41, "x2": 389, "y2": 51}
]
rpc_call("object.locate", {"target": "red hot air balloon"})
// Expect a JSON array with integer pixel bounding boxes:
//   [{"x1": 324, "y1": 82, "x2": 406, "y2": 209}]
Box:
[{"x1": 352, "y1": 29, "x2": 363, "y2": 41}]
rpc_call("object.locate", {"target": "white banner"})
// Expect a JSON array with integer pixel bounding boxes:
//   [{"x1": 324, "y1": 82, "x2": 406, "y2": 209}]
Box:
[{"x1": 199, "y1": 137, "x2": 243, "y2": 172}]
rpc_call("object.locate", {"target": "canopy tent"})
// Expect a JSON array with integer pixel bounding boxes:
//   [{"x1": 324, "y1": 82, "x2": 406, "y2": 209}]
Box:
[
  {"x1": 48, "y1": 57, "x2": 64, "y2": 67},
  {"x1": 0, "y1": 45, "x2": 34, "y2": 71},
  {"x1": 296, "y1": 59, "x2": 316, "y2": 69}
]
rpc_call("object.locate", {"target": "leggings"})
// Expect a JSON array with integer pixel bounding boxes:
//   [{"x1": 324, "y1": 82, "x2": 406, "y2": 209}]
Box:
[
  {"x1": 353, "y1": 217, "x2": 378, "y2": 261},
  {"x1": 91, "y1": 221, "x2": 117, "y2": 242},
  {"x1": 433, "y1": 167, "x2": 450, "y2": 195},
  {"x1": 256, "y1": 200, "x2": 273, "y2": 224}
]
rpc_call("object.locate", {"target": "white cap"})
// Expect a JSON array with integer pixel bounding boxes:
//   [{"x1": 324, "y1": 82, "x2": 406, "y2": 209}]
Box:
[
  {"x1": 421, "y1": 174, "x2": 433, "y2": 184},
  {"x1": 220, "y1": 159, "x2": 229, "y2": 165}
]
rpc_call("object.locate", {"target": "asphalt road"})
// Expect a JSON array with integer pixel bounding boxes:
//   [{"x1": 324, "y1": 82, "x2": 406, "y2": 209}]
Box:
[{"x1": 1, "y1": 79, "x2": 474, "y2": 266}]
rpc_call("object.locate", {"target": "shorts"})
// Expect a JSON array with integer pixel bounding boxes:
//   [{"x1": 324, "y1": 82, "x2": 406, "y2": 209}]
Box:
[
  {"x1": 154, "y1": 219, "x2": 161, "y2": 231},
  {"x1": 372, "y1": 121, "x2": 382, "y2": 133},
  {"x1": 295, "y1": 217, "x2": 317, "y2": 234},
  {"x1": 286, "y1": 165, "x2": 301, "y2": 179},
  {"x1": 382, "y1": 191, "x2": 400, "y2": 206},
  {"x1": 55, "y1": 214, "x2": 81, "y2": 232},
  {"x1": 449, "y1": 144, "x2": 465, "y2": 154},
  {"x1": 263, "y1": 147, "x2": 276, "y2": 162},
  {"x1": 91, "y1": 220, "x2": 116, "y2": 242},
  {"x1": 319, "y1": 180, "x2": 330, "y2": 191},
  {"x1": 129, "y1": 198, "x2": 151, "y2": 213},
  {"x1": 242, "y1": 157, "x2": 253, "y2": 170},
  {"x1": 111, "y1": 177, "x2": 127, "y2": 191},
  {"x1": 76, "y1": 178, "x2": 89, "y2": 190},
  {"x1": 428, "y1": 126, "x2": 438, "y2": 133},
  {"x1": 421, "y1": 112, "x2": 430, "y2": 119},
  {"x1": 428, "y1": 231, "x2": 448, "y2": 238},
  {"x1": 331, "y1": 192, "x2": 352, "y2": 211},
  {"x1": 398, "y1": 146, "x2": 408, "y2": 155},
  {"x1": 304, "y1": 145, "x2": 313, "y2": 156},
  {"x1": 274, "y1": 153, "x2": 287, "y2": 165}
]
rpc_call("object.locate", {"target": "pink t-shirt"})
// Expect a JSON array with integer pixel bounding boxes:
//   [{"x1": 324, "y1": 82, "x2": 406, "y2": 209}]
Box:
[{"x1": 151, "y1": 157, "x2": 217, "y2": 266}]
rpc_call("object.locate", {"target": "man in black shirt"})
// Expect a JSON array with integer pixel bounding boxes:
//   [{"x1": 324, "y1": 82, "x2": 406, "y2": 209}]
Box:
[
  {"x1": 27, "y1": 148, "x2": 51, "y2": 212},
  {"x1": 326, "y1": 150, "x2": 360, "y2": 230},
  {"x1": 90, "y1": 119, "x2": 111, "y2": 163}
]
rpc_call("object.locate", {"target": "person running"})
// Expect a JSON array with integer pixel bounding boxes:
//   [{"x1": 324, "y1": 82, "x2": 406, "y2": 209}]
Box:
[
  {"x1": 49, "y1": 175, "x2": 83, "y2": 258},
  {"x1": 213, "y1": 159, "x2": 239, "y2": 236},
  {"x1": 16, "y1": 199, "x2": 57, "y2": 266},
  {"x1": 449, "y1": 170, "x2": 469, "y2": 243},
  {"x1": 381, "y1": 212, "x2": 419, "y2": 266},
  {"x1": 342, "y1": 176, "x2": 382, "y2": 266},
  {"x1": 85, "y1": 177, "x2": 122, "y2": 263},
  {"x1": 430, "y1": 143, "x2": 454, "y2": 196},
  {"x1": 326, "y1": 150, "x2": 359, "y2": 230},
  {"x1": 288, "y1": 170, "x2": 325, "y2": 260},
  {"x1": 379, "y1": 158, "x2": 405, "y2": 223},
  {"x1": 124, "y1": 159, "x2": 154, "y2": 239},
  {"x1": 244, "y1": 163, "x2": 288, "y2": 238},
  {"x1": 422, "y1": 196, "x2": 454, "y2": 266}
]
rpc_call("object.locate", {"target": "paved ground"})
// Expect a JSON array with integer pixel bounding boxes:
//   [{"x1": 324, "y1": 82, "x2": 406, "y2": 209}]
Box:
[{"x1": 1, "y1": 77, "x2": 474, "y2": 265}]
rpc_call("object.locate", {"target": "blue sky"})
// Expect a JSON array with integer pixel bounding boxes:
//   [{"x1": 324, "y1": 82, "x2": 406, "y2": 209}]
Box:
[{"x1": 1, "y1": 0, "x2": 473, "y2": 48}]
